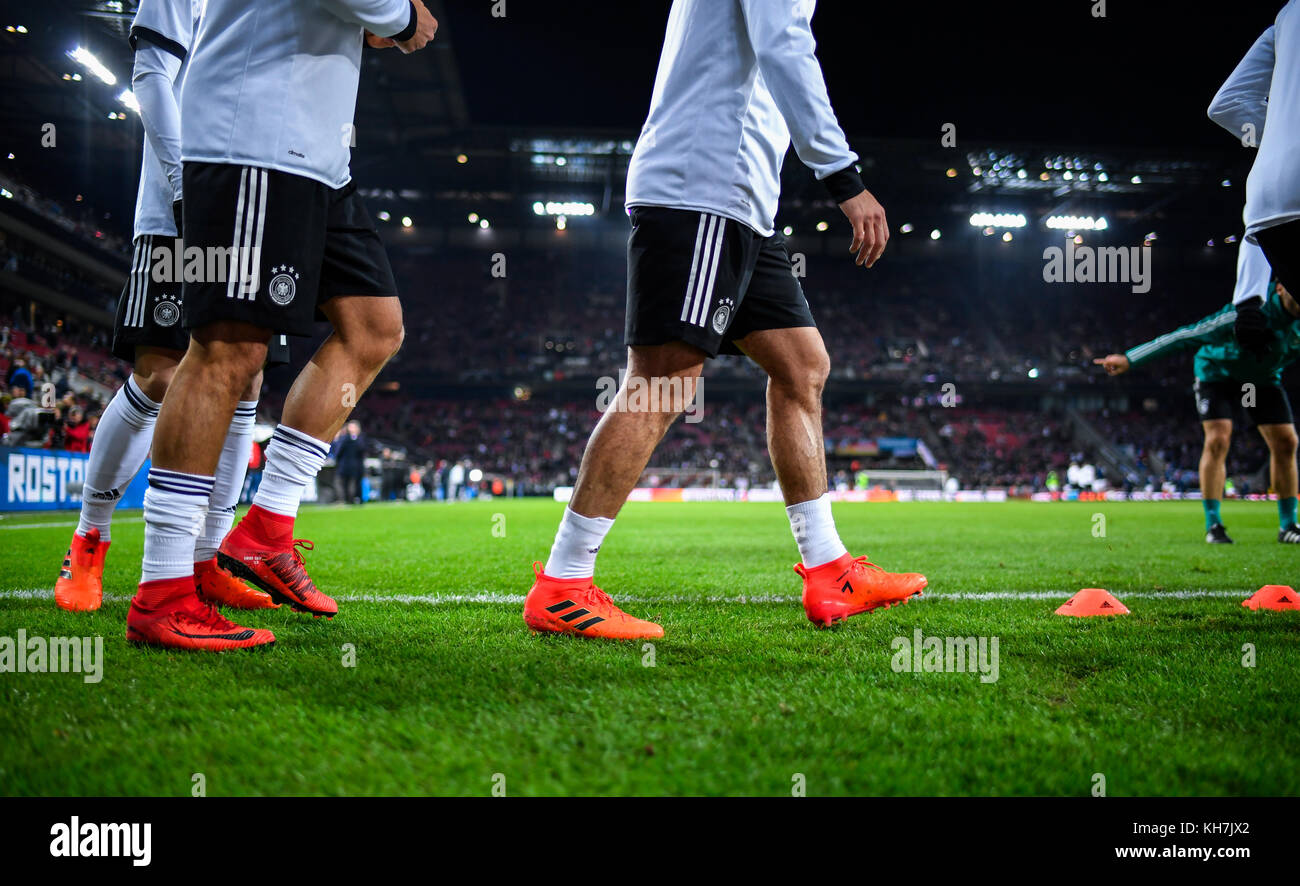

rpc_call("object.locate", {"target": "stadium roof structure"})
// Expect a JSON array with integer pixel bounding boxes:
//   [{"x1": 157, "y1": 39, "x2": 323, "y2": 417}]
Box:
[{"x1": 0, "y1": 1, "x2": 1261, "y2": 251}]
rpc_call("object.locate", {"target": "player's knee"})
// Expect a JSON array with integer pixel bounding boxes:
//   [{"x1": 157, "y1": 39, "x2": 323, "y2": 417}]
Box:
[
  {"x1": 190, "y1": 327, "x2": 268, "y2": 389},
  {"x1": 1270, "y1": 426, "x2": 1299, "y2": 456},
  {"x1": 344, "y1": 309, "x2": 404, "y2": 370},
  {"x1": 240, "y1": 370, "x2": 265, "y2": 402},
  {"x1": 132, "y1": 364, "x2": 175, "y2": 402},
  {"x1": 388, "y1": 322, "x2": 407, "y2": 359},
  {"x1": 771, "y1": 349, "x2": 830, "y2": 402},
  {"x1": 1204, "y1": 432, "x2": 1231, "y2": 459}
]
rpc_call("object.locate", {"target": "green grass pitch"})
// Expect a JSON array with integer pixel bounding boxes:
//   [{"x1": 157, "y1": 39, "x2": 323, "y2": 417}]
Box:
[{"x1": 1, "y1": 499, "x2": 1297, "y2": 796}]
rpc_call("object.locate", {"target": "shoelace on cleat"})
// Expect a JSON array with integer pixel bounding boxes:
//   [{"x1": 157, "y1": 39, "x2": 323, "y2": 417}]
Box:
[
  {"x1": 291, "y1": 539, "x2": 314, "y2": 567},
  {"x1": 851, "y1": 556, "x2": 883, "y2": 574},
  {"x1": 179, "y1": 599, "x2": 240, "y2": 633},
  {"x1": 576, "y1": 583, "x2": 634, "y2": 621}
]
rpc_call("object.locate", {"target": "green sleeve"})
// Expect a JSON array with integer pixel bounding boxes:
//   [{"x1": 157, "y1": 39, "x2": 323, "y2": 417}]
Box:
[{"x1": 1124, "y1": 304, "x2": 1235, "y2": 368}]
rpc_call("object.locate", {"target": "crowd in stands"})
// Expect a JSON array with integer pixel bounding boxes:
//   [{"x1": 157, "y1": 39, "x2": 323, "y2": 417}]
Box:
[
  {"x1": 0, "y1": 315, "x2": 126, "y2": 452},
  {"x1": 1, "y1": 177, "x2": 1292, "y2": 497}
]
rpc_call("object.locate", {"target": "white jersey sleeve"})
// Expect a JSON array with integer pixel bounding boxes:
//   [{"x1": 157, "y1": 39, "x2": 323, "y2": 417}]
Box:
[
  {"x1": 737, "y1": 0, "x2": 858, "y2": 184},
  {"x1": 1232, "y1": 238, "x2": 1274, "y2": 305},
  {"x1": 1244, "y1": 1, "x2": 1300, "y2": 239},
  {"x1": 129, "y1": 0, "x2": 197, "y2": 60},
  {"x1": 132, "y1": 44, "x2": 183, "y2": 199},
  {"x1": 1208, "y1": 25, "x2": 1274, "y2": 143},
  {"x1": 321, "y1": 0, "x2": 413, "y2": 37},
  {"x1": 127, "y1": 0, "x2": 198, "y2": 239}
]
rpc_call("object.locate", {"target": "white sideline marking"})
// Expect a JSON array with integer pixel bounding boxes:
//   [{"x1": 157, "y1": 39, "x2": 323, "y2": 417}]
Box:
[
  {"x1": 0, "y1": 518, "x2": 144, "y2": 531},
  {"x1": 0, "y1": 588, "x2": 1251, "y2": 605}
]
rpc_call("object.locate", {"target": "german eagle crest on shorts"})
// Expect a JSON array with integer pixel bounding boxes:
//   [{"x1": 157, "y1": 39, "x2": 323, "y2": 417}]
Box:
[
  {"x1": 711, "y1": 296, "x2": 735, "y2": 334},
  {"x1": 152, "y1": 292, "x2": 182, "y2": 327},
  {"x1": 267, "y1": 265, "x2": 299, "y2": 306}
]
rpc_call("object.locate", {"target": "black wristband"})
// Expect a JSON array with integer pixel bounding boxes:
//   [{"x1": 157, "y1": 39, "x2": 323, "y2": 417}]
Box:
[
  {"x1": 823, "y1": 164, "x2": 866, "y2": 204},
  {"x1": 392, "y1": 1, "x2": 418, "y2": 43}
]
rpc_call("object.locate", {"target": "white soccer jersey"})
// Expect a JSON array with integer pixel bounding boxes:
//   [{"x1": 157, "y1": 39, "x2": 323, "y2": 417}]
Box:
[
  {"x1": 1232, "y1": 238, "x2": 1274, "y2": 305},
  {"x1": 1210, "y1": 1, "x2": 1300, "y2": 240},
  {"x1": 625, "y1": 0, "x2": 860, "y2": 237},
  {"x1": 180, "y1": 0, "x2": 413, "y2": 190},
  {"x1": 129, "y1": 0, "x2": 201, "y2": 239}
]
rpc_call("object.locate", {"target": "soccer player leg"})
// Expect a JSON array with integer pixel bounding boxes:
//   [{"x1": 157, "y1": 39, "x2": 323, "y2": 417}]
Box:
[
  {"x1": 194, "y1": 369, "x2": 279, "y2": 611},
  {"x1": 733, "y1": 237, "x2": 924, "y2": 627},
  {"x1": 1250, "y1": 385, "x2": 1299, "y2": 541},
  {"x1": 528, "y1": 208, "x2": 740, "y2": 639},
  {"x1": 59, "y1": 234, "x2": 188, "y2": 612},
  {"x1": 1196, "y1": 380, "x2": 1237, "y2": 543},
  {"x1": 525, "y1": 343, "x2": 696, "y2": 640},
  {"x1": 224, "y1": 183, "x2": 395, "y2": 618},
  {"x1": 127, "y1": 163, "x2": 302, "y2": 650}
]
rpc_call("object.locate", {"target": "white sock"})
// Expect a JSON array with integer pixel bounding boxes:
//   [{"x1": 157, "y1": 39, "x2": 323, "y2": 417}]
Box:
[
  {"x1": 787, "y1": 494, "x2": 848, "y2": 568},
  {"x1": 77, "y1": 376, "x2": 159, "y2": 542},
  {"x1": 195, "y1": 400, "x2": 257, "y2": 561},
  {"x1": 544, "y1": 508, "x2": 614, "y2": 579},
  {"x1": 141, "y1": 468, "x2": 213, "y2": 583},
  {"x1": 252, "y1": 424, "x2": 329, "y2": 518}
]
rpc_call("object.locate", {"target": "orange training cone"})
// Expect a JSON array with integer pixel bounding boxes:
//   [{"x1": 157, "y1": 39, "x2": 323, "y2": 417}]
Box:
[
  {"x1": 1054, "y1": 588, "x2": 1130, "y2": 617},
  {"x1": 1242, "y1": 585, "x2": 1300, "y2": 612}
]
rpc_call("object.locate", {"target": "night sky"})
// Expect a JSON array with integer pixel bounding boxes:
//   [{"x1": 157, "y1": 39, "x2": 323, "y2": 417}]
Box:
[{"x1": 446, "y1": 0, "x2": 1283, "y2": 148}]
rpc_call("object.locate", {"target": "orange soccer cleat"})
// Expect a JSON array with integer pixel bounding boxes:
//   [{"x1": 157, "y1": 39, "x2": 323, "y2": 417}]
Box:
[
  {"x1": 127, "y1": 578, "x2": 275, "y2": 651},
  {"x1": 195, "y1": 558, "x2": 280, "y2": 610},
  {"x1": 217, "y1": 507, "x2": 337, "y2": 618},
  {"x1": 54, "y1": 528, "x2": 110, "y2": 612},
  {"x1": 524, "y1": 563, "x2": 663, "y2": 640},
  {"x1": 796, "y1": 552, "x2": 927, "y2": 628}
]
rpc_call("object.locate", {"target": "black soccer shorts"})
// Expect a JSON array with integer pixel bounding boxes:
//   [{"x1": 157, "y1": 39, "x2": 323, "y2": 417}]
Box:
[
  {"x1": 1194, "y1": 378, "x2": 1294, "y2": 426},
  {"x1": 111, "y1": 234, "x2": 190, "y2": 361},
  {"x1": 625, "y1": 206, "x2": 816, "y2": 357},
  {"x1": 180, "y1": 162, "x2": 398, "y2": 338},
  {"x1": 1256, "y1": 220, "x2": 1300, "y2": 300},
  {"x1": 113, "y1": 235, "x2": 292, "y2": 366}
]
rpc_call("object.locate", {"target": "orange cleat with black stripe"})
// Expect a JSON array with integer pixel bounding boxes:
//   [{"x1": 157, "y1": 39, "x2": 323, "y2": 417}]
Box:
[
  {"x1": 127, "y1": 578, "x2": 275, "y2": 651},
  {"x1": 217, "y1": 506, "x2": 337, "y2": 618},
  {"x1": 797, "y1": 552, "x2": 926, "y2": 628},
  {"x1": 195, "y1": 557, "x2": 279, "y2": 610},
  {"x1": 54, "y1": 528, "x2": 109, "y2": 612},
  {"x1": 524, "y1": 563, "x2": 663, "y2": 640}
]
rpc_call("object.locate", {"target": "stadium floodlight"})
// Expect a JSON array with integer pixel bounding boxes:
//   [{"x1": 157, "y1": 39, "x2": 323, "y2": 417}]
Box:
[
  {"x1": 534, "y1": 200, "x2": 594, "y2": 217},
  {"x1": 968, "y1": 212, "x2": 1026, "y2": 229},
  {"x1": 117, "y1": 89, "x2": 139, "y2": 114},
  {"x1": 930, "y1": 229, "x2": 941, "y2": 240},
  {"x1": 67, "y1": 46, "x2": 116, "y2": 85},
  {"x1": 1045, "y1": 215, "x2": 1108, "y2": 231},
  {"x1": 900, "y1": 223, "x2": 913, "y2": 233}
]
